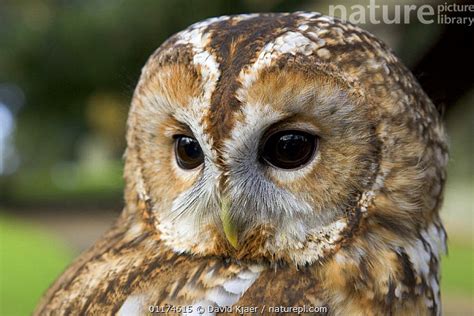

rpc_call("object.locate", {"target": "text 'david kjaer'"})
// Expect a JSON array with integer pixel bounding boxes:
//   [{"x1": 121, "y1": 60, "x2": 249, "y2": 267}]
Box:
[{"x1": 148, "y1": 304, "x2": 329, "y2": 314}]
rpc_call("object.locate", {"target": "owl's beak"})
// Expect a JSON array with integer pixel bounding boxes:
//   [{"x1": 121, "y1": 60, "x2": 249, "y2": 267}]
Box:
[{"x1": 219, "y1": 197, "x2": 239, "y2": 249}]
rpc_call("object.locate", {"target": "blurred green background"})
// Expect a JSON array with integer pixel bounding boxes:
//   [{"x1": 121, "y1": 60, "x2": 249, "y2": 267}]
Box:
[{"x1": 0, "y1": 1, "x2": 472, "y2": 315}]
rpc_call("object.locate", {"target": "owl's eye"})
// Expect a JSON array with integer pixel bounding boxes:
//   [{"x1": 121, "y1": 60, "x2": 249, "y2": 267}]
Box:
[
  {"x1": 174, "y1": 135, "x2": 204, "y2": 169},
  {"x1": 261, "y1": 130, "x2": 318, "y2": 170}
]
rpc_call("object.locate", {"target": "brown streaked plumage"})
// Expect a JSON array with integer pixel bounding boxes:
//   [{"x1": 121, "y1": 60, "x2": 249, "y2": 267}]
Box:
[{"x1": 35, "y1": 12, "x2": 448, "y2": 316}]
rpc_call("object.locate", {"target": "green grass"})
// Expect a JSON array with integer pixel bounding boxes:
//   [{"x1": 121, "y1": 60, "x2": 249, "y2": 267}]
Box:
[
  {"x1": 442, "y1": 240, "x2": 474, "y2": 295},
  {"x1": 0, "y1": 215, "x2": 73, "y2": 316}
]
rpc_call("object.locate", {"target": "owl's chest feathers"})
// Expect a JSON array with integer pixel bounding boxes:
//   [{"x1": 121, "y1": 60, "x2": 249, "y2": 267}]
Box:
[
  {"x1": 117, "y1": 223, "x2": 443, "y2": 316},
  {"x1": 36, "y1": 217, "x2": 444, "y2": 316}
]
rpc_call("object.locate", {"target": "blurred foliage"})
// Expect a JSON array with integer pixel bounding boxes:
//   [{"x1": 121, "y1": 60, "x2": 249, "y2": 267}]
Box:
[
  {"x1": 8, "y1": 159, "x2": 123, "y2": 203},
  {"x1": 0, "y1": 0, "x2": 311, "y2": 205}
]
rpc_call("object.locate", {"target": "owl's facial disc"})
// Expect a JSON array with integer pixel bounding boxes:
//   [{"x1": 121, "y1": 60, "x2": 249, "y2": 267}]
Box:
[
  {"x1": 128, "y1": 14, "x2": 385, "y2": 265},
  {"x1": 130, "y1": 65, "x2": 379, "y2": 265}
]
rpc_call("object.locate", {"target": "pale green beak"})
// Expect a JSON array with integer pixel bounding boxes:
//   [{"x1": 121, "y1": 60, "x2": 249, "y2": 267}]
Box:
[{"x1": 220, "y1": 197, "x2": 239, "y2": 249}]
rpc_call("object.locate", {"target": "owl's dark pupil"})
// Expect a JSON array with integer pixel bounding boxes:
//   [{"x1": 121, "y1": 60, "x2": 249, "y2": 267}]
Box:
[
  {"x1": 277, "y1": 134, "x2": 310, "y2": 160},
  {"x1": 262, "y1": 130, "x2": 318, "y2": 169},
  {"x1": 182, "y1": 138, "x2": 201, "y2": 158},
  {"x1": 175, "y1": 136, "x2": 204, "y2": 169}
]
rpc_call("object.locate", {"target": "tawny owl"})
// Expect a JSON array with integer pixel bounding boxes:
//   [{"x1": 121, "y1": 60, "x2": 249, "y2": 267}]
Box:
[{"x1": 35, "y1": 12, "x2": 448, "y2": 316}]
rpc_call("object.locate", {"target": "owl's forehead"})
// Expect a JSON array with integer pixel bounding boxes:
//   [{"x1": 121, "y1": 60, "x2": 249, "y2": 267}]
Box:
[{"x1": 135, "y1": 12, "x2": 388, "y2": 147}]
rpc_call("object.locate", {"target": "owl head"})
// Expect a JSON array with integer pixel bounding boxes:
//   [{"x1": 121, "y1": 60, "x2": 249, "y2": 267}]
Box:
[{"x1": 123, "y1": 12, "x2": 447, "y2": 266}]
